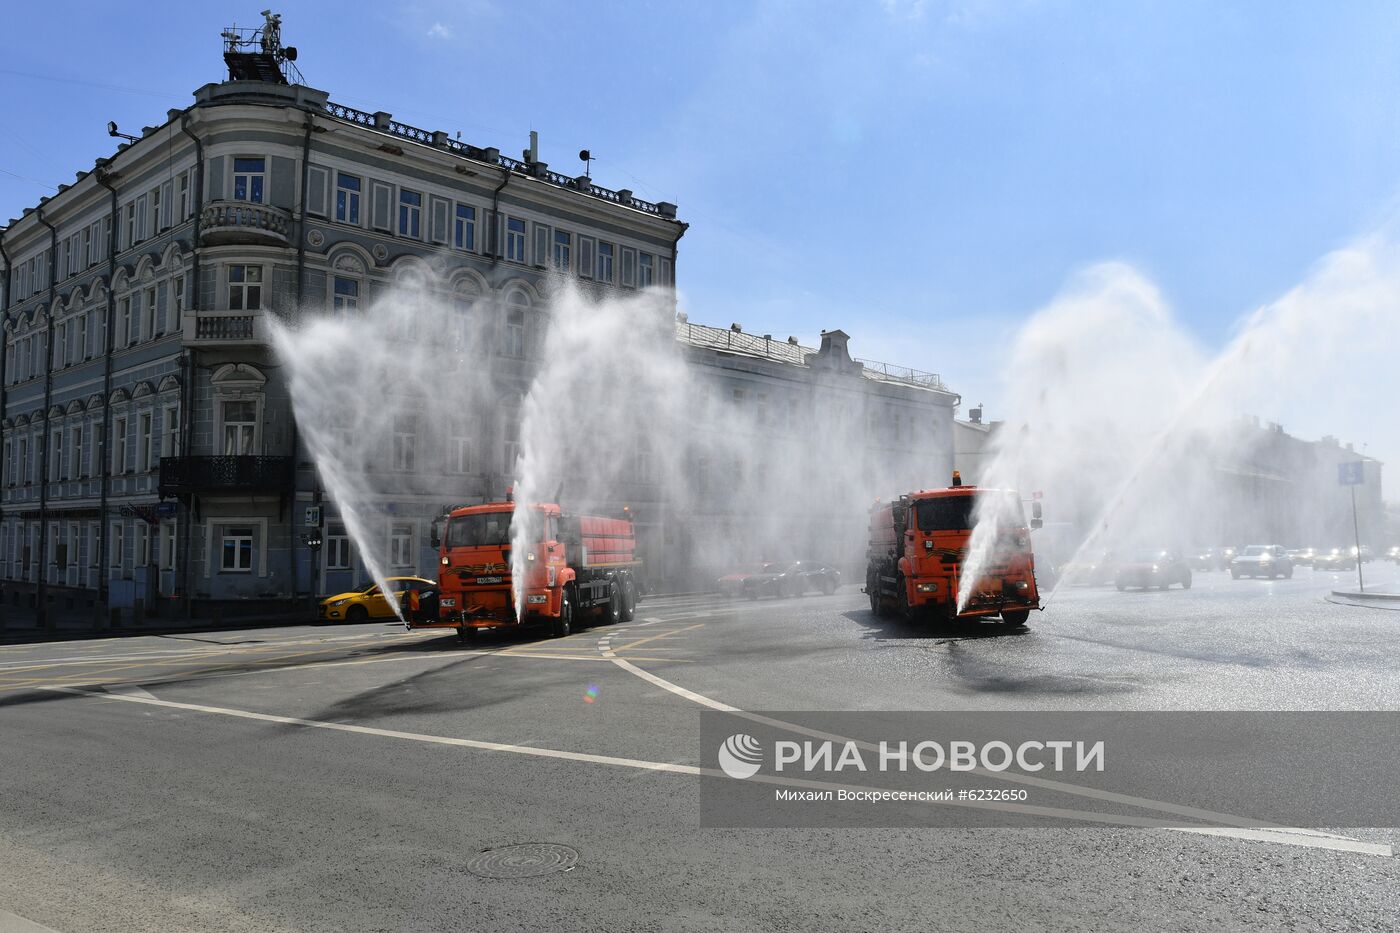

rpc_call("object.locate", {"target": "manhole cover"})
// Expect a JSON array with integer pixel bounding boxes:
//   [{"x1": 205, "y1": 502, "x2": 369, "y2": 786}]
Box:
[{"x1": 466, "y1": 843, "x2": 579, "y2": 879}]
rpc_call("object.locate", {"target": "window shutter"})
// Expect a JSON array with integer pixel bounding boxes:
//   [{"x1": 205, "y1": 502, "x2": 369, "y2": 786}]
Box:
[
  {"x1": 430, "y1": 197, "x2": 449, "y2": 243},
  {"x1": 579, "y1": 237, "x2": 595, "y2": 279},
  {"x1": 533, "y1": 224, "x2": 549, "y2": 267},
  {"x1": 161, "y1": 181, "x2": 174, "y2": 229},
  {"x1": 371, "y1": 182, "x2": 392, "y2": 231},
  {"x1": 621, "y1": 248, "x2": 637, "y2": 287},
  {"x1": 306, "y1": 166, "x2": 328, "y2": 216},
  {"x1": 135, "y1": 197, "x2": 147, "y2": 243},
  {"x1": 660, "y1": 257, "x2": 673, "y2": 285}
]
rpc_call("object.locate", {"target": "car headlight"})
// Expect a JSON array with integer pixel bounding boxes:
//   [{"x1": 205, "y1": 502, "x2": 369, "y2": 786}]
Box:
[{"x1": 329, "y1": 598, "x2": 349, "y2": 606}]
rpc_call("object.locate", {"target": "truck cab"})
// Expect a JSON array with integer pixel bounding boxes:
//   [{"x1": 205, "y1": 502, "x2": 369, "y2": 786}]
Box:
[
  {"x1": 866, "y1": 475, "x2": 1041, "y2": 625},
  {"x1": 418, "y1": 499, "x2": 638, "y2": 640}
]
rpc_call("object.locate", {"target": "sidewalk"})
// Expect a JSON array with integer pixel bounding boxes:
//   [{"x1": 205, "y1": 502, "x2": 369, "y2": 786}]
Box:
[{"x1": 0, "y1": 604, "x2": 319, "y2": 644}]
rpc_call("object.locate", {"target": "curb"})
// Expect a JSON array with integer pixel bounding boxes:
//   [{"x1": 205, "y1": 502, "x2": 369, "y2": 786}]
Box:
[{"x1": 1331, "y1": 589, "x2": 1400, "y2": 602}]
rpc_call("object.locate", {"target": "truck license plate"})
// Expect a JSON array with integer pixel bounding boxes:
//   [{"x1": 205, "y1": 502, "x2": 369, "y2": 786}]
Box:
[{"x1": 476, "y1": 576, "x2": 503, "y2": 584}]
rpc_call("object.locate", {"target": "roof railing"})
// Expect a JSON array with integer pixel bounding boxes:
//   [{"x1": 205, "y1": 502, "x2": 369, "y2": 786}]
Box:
[{"x1": 318, "y1": 100, "x2": 673, "y2": 217}]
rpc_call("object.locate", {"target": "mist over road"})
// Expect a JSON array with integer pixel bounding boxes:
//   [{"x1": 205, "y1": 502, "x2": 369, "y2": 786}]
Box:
[{"x1": 1, "y1": 568, "x2": 1398, "y2": 931}]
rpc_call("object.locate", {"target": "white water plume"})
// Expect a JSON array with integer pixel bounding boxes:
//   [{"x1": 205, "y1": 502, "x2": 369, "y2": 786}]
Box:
[
  {"x1": 959, "y1": 230, "x2": 1400, "y2": 612},
  {"x1": 276, "y1": 274, "x2": 951, "y2": 621}
]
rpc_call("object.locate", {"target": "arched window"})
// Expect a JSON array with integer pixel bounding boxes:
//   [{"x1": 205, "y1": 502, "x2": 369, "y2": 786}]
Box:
[
  {"x1": 502, "y1": 290, "x2": 529, "y2": 359},
  {"x1": 452, "y1": 282, "x2": 480, "y2": 353}
]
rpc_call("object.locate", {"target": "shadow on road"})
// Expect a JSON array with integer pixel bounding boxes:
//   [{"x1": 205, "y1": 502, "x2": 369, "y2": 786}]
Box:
[{"x1": 843, "y1": 609, "x2": 1031, "y2": 643}]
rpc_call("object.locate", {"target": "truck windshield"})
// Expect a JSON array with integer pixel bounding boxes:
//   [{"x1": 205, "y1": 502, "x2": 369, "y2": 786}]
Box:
[
  {"x1": 914, "y1": 493, "x2": 1024, "y2": 531},
  {"x1": 446, "y1": 512, "x2": 513, "y2": 548}
]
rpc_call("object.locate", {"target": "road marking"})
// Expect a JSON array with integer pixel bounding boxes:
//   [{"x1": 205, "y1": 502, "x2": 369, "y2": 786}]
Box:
[
  {"x1": 103, "y1": 684, "x2": 158, "y2": 700},
  {"x1": 0, "y1": 908, "x2": 64, "y2": 933},
  {"x1": 607, "y1": 622, "x2": 706, "y2": 654},
  {"x1": 593, "y1": 625, "x2": 1393, "y2": 857},
  {"x1": 35, "y1": 686, "x2": 1390, "y2": 855}
]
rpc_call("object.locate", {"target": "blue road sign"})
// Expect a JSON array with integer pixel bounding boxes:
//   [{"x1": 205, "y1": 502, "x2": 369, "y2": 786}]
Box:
[{"x1": 1339, "y1": 462, "x2": 1365, "y2": 486}]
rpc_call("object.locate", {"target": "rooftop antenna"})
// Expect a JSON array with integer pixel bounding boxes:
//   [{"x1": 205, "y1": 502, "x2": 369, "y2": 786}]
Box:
[
  {"x1": 522, "y1": 130, "x2": 539, "y2": 165},
  {"x1": 223, "y1": 9, "x2": 301, "y2": 84},
  {"x1": 578, "y1": 149, "x2": 593, "y2": 178}
]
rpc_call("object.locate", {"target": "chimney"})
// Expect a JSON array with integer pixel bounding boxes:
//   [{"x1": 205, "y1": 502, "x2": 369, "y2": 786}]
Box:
[{"x1": 969, "y1": 405, "x2": 983, "y2": 425}]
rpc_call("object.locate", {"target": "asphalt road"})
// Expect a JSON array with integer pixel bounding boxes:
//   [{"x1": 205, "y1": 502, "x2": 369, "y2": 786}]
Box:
[{"x1": 2, "y1": 564, "x2": 1399, "y2": 932}]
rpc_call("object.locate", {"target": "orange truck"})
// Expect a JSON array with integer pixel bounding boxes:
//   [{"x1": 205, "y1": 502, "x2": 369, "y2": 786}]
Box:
[
  {"x1": 865, "y1": 473, "x2": 1042, "y2": 626},
  {"x1": 416, "y1": 496, "x2": 640, "y2": 639}
]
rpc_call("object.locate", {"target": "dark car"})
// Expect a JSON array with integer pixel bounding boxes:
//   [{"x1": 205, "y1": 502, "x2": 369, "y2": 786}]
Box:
[
  {"x1": 790, "y1": 561, "x2": 842, "y2": 595},
  {"x1": 717, "y1": 564, "x2": 765, "y2": 597},
  {"x1": 1115, "y1": 549, "x2": 1192, "y2": 590},
  {"x1": 741, "y1": 562, "x2": 800, "y2": 599},
  {"x1": 1289, "y1": 547, "x2": 1318, "y2": 568},
  {"x1": 1312, "y1": 547, "x2": 1357, "y2": 572},
  {"x1": 1189, "y1": 547, "x2": 1222, "y2": 571},
  {"x1": 1229, "y1": 545, "x2": 1294, "y2": 579}
]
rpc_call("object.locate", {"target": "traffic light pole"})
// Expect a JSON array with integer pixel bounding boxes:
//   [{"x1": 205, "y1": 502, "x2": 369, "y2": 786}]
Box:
[{"x1": 1351, "y1": 484, "x2": 1364, "y2": 594}]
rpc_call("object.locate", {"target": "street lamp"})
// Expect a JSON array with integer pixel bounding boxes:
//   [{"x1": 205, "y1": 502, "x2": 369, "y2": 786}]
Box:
[{"x1": 106, "y1": 121, "x2": 139, "y2": 143}]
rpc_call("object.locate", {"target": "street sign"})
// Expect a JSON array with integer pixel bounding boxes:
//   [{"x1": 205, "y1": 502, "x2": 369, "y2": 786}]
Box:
[
  {"x1": 305, "y1": 506, "x2": 322, "y2": 527},
  {"x1": 156, "y1": 502, "x2": 178, "y2": 517},
  {"x1": 1338, "y1": 462, "x2": 1365, "y2": 486}
]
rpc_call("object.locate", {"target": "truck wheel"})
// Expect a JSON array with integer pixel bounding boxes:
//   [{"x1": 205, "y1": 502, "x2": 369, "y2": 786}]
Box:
[
  {"x1": 606, "y1": 582, "x2": 623, "y2": 625},
  {"x1": 1181, "y1": 572, "x2": 1192, "y2": 589},
  {"x1": 1001, "y1": 610, "x2": 1029, "y2": 626},
  {"x1": 456, "y1": 626, "x2": 476, "y2": 643},
  {"x1": 896, "y1": 576, "x2": 914, "y2": 621},
  {"x1": 620, "y1": 577, "x2": 637, "y2": 623},
  {"x1": 552, "y1": 590, "x2": 573, "y2": 638}
]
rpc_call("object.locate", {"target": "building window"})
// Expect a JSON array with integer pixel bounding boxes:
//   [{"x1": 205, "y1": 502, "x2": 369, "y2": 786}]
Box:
[
  {"x1": 553, "y1": 230, "x2": 572, "y2": 271},
  {"x1": 76, "y1": 314, "x2": 88, "y2": 361},
  {"x1": 221, "y1": 527, "x2": 254, "y2": 573},
  {"x1": 136, "y1": 523, "x2": 151, "y2": 568},
  {"x1": 390, "y1": 523, "x2": 413, "y2": 569},
  {"x1": 125, "y1": 203, "x2": 137, "y2": 249},
  {"x1": 622, "y1": 248, "x2": 636, "y2": 287},
  {"x1": 138, "y1": 413, "x2": 153, "y2": 472},
  {"x1": 228, "y1": 265, "x2": 262, "y2": 310},
  {"x1": 150, "y1": 185, "x2": 163, "y2": 236},
  {"x1": 173, "y1": 275, "x2": 185, "y2": 319},
  {"x1": 450, "y1": 434, "x2": 471, "y2": 474},
  {"x1": 597, "y1": 242, "x2": 614, "y2": 283},
  {"x1": 503, "y1": 307, "x2": 525, "y2": 359},
  {"x1": 221, "y1": 400, "x2": 257, "y2": 455},
  {"x1": 335, "y1": 172, "x2": 361, "y2": 225},
  {"x1": 178, "y1": 172, "x2": 190, "y2": 219},
  {"x1": 161, "y1": 521, "x2": 177, "y2": 572},
  {"x1": 110, "y1": 522, "x2": 125, "y2": 572},
  {"x1": 454, "y1": 204, "x2": 476, "y2": 251},
  {"x1": 118, "y1": 297, "x2": 132, "y2": 347},
  {"x1": 49, "y1": 431, "x2": 62, "y2": 483},
  {"x1": 128, "y1": 294, "x2": 141, "y2": 345},
  {"x1": 162, "y1": 405, "x2": 180, "y2": 457},
  {"x1": 391, "y1": 418, "x2": 416, "y2": 471},
  {"x1": 505, "y1": 217, "x2": 526, "y2": 262},
  {"x1": 70, "y1": 426, "x2": 83, "y2": 478},
  {"x1": 325, "y1": 523, "x2": 350, "y2": 570},
  {"x1": 233, "y1": 157, "x2": 265, "y2": 203},
  {"x1": 113, "y1": 417, "x2": 128, "y2": 474},
  {"x1": 332, "y1": 276, "x2": 360, "y2": 312},
  {"x1": 146, "y1": 286, "x2": 159, "y2": 338},
  {"x1": 503, "y1": 423, "x2": 521, "y2": 475},
  {"x1": 639, "y1": 252, "x2": 654, "y2": 287},
  {"x1": 398, "y1": 189, "x2": 422, "y2": 238}
]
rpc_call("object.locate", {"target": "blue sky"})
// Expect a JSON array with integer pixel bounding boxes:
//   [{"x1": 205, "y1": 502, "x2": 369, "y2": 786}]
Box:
[{"x1": 4, "y1": 0, "x2": 1400, "y2": 419}]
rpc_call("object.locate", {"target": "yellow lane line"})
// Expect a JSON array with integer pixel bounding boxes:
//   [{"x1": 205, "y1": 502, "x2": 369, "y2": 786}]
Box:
[{"x1": 607, "y1": 622, "x2": 706, "y2": 654}]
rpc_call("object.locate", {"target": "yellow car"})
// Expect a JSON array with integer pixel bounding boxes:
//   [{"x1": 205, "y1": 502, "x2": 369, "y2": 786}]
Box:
[{"x1": 319, "y1": 577, "x2": 436, "y2": 623}]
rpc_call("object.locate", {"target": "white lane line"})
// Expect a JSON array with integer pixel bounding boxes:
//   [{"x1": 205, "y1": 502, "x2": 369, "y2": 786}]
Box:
[
  {"x1": 42, "y1": 686, "x2": 702, "y2": 776},
  {"x1": 103, "y1": 684, "x2": 158, "y2": 700},
  {"x1": 0, "y1": 908, "x2": 64, "y2": 933},
  {"x1": 33, "y1": 686, "x2": 1391, "y2": 855},
  {"x1": 593, "y1": 628, "x2": 1393, "y2": 857}
]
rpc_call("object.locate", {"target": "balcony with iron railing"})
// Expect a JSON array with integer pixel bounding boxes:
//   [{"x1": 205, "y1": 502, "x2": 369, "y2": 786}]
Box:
[
  {"x1": 200, "y1": 199, "x2": 292, "y2": 245},
  {"x1": 183, "y1": 309, "x2": 261, "y2": 347},
  {"x1": 317, "y1": 101, "x2": 678, "y2": 220},
  {"x1": 159, "y1": 455, "x2": 294, "y2": 497}
]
